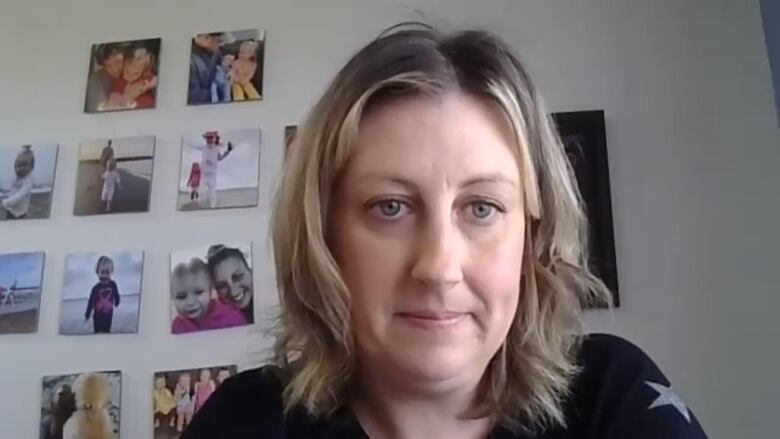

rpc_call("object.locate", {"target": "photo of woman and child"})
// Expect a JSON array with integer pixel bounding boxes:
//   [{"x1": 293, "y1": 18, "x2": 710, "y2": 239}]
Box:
[
  {"x1": 153, "y1": 366, "x2": 236, "y2": 439},
  {"x1": 187, "y1": 29, "x2": 265, "y2": 105},
  {"x1": 74, "y1": 136, "x2": 155, "y2": 216},
  {"x1": 169, "y1": 243, "x2": 254, "y2": 334},
  {"x1": 59, "y1": 251, "x2": 143, "y2": 335},
  {"x1": 177, "y1": 129, "x2": 261, "y2": 211},
  {"x1": 84, "y1": 38, "x2": 161, "y2": 113},
  {"x1": 0, "y1": 252, "x2": 44, "y2": 335},
  {"x1": 0, "y1": 144, "x2": 58, "y2": 220},
  {"x1": 40, "y1": 370, "x2": 121, "y2": 439}
]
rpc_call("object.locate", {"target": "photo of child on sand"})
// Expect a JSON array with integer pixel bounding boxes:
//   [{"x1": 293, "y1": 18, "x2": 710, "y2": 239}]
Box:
[
  {"x1": 84, "y1": 38, "x2": 161, "y2": 113},
  {"x1": 74, "y1": 136, "x2": 155, "y2": 216},
  {"x1": 187, "y1": 29, "x2": 265, "y2": 105},
  {"x1": 169, "y1": 242, "x2": 254, "y2": 334},
  {"x1": 59, "y1": 251, "x2": 143, "y2": 335},
  {"x1": 0, "y1": 144, "x2": 58, "y2": 220},
  {"x1": 0, "y1": 252, "x2": 44, "y2": 334},
  {"x1": 177, "y1": 129, "x2": 261, "y2": 211},
  {"x1": 40, "y1": 370, "x2": 121, "y2": 439},
  {"x1": 153, "y1": 365, "x2": 236, "y2": 439}
]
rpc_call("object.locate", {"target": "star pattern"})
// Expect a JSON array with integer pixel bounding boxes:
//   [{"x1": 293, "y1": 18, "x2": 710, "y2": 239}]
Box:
[{"x1": 645, "y1": 381, "x2": 692, "y2": 423}]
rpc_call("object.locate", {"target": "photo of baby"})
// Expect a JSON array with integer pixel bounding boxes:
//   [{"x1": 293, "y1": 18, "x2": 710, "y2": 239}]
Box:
[
  {"x1": 40, "y1": 370, "x2": 121, "y2": 439},
  {"x1": 59, "y1": 251, "x2": 143, "y2": 335},
  {"x1": 169, "y1": 242, "x2": 254, "y2": 334},
  {"x1": 74, "y1": 136, "x2": 155, "y2": 216},
  {"x1": 153, "y1": 365, "x2": 237, "y2": 439},
  {"x1": 0, "y1": 252, "x2": 44, "y2": 334},
  {"x1": 0, "y1": 144, "x2": 58, "y2": 220},
  {"x1": 187, "y1": 29, "x2": 265, "y2": 105},
  {"x1": 177, "y1": 129, "x2": 261, "y2": 211},
  {"x1": 84, "y1": 38, "x2": 161, "y2": 113}
]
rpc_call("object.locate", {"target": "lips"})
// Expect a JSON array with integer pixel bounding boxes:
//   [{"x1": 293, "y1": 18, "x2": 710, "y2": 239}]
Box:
[{"x1": 395, "y1": 311, "x2": 467, "y2": 329}]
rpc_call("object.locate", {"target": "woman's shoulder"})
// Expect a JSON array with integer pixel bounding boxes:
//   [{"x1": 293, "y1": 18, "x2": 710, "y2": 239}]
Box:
[
  {"x1": 561, "y1": 333, "x2": 707, "y2": 437},
  {"x1": 182, "y1": 365, "x2": 288, "y2": 439}
]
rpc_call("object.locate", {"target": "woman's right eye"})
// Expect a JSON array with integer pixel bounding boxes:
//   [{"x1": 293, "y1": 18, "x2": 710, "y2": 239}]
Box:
[{"x1": 369, "y1": 199, "x2": 410, "y2": 219}]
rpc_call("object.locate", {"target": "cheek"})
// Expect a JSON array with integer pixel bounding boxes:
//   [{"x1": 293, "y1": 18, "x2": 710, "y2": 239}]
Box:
[
  {"x1": 332, "y1": 213, "x2": 409, "y2": 320},
  {"x1": 467, "y1": 225, "x2": 524, "y2": 319}
]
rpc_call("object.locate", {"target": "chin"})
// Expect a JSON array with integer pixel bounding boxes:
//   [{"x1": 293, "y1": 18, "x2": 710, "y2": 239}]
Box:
[{"x1": 389, "y1": 345, "x2": 478, "y2": 384}]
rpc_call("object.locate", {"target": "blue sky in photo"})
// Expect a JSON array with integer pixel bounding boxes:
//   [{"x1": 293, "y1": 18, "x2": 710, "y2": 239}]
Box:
[{"x1": 0, "y1": 252, "x2": 44, "y2": 288}]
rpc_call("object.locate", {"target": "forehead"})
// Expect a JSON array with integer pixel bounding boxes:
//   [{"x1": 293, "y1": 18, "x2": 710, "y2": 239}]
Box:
[{"x1": 346, "y1": 93, "x2": 520, "y2": 186}]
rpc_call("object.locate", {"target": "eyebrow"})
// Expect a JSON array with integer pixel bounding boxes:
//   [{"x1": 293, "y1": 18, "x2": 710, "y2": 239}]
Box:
[{"x1": 356, "y1": 172, "x2": 518, "y2": 189}]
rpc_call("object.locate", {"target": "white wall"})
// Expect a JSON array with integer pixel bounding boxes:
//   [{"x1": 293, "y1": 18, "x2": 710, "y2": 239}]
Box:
[{"x1": 0, "y1": 0, "x2": 777, "y2": 438}]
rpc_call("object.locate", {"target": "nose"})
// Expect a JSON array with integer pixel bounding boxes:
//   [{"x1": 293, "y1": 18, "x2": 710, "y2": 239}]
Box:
[{"x1": 410, "y1": 212, "x2": 464, "y2": 290}]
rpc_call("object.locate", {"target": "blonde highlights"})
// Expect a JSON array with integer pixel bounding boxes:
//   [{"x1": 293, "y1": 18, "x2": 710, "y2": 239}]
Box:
[{"x1": 271, "y1": 24, "x2": 610, "y2": 432}]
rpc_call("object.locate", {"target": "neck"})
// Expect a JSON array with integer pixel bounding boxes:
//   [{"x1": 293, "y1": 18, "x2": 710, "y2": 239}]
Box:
[{"x1": 352, "y1": 366, "x2": 492, "y2": 439}]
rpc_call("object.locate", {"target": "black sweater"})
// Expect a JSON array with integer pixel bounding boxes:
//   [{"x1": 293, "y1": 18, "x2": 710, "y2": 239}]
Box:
[{"x1": 183, "y1": 334, "x2": 707, "y2": 438}]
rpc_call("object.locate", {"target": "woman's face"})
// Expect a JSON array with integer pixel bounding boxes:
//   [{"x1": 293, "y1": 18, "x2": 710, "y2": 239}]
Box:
[
  {"x1": 330, "y1": 93, "x2": 525, "y2": 388},
  {"x1": 213, "y1": 255, "x2": 253, "y2": 309},
  {"x1": 199, "y1": 369, "x2": 211, "y2": 382},
  {"x1": 14, "y1": 155, "x2": 33, "y2": 178}
]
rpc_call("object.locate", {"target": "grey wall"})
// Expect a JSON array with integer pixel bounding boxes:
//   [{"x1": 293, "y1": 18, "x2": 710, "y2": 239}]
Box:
[{"x1": 0, "y1": 1, "x2": 777, "y2": 438}]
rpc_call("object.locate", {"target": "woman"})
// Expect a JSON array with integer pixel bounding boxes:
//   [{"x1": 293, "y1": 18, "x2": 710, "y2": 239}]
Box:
[
  {"x1": 207, "y1": 244, "x2": 254, "y2": 324},
  {"x1": 184, "y1": 25, "x2": 707, "y2": 438}
]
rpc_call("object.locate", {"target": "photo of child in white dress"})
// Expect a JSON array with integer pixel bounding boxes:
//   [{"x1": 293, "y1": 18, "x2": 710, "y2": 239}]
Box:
[
  {"x1": 177, "y1": 129, "x2": 261, "y2": 211},
  {"x1": 0, "y1": 144, "x2": 58, "y2": 220},
  {"x1": 74, "y1": 136, "x2": 155, "y2": 216},
  {"x1": 59, "y1": 251, "x2": 143, "y2": 335}
]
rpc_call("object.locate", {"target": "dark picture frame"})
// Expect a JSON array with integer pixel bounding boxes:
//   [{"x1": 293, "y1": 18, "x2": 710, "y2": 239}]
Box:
[{"x1": 552, "y1": 110, "x2": 620, "y2": 307}]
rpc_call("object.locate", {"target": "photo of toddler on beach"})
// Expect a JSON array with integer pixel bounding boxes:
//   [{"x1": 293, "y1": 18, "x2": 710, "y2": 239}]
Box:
[{"x1": 59, "y1": 251, "x2": 143, "y2": 335}]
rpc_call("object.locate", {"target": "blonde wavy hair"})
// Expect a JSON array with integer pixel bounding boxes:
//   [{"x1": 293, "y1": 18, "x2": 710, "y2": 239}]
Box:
[{"x1": 271, "y1": 24, "x2": 611, "y2": 432}]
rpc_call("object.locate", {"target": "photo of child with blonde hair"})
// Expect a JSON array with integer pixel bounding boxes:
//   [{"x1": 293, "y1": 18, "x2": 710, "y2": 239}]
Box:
[
  {"x1": 169, "y1": 257, "x2": 246, "y2": 334},
  {"x1": 153, "y1": 365, "x2": 237, "y2": 439}
]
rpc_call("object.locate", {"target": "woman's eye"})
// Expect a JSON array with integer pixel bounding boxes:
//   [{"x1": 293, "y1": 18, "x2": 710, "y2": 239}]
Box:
[
  {"x1": 370, "y1": 199, "x2": 409, "y2": 219},
  {"x1": 468, "y1": 201, "x2": 502, "y2": 222}
]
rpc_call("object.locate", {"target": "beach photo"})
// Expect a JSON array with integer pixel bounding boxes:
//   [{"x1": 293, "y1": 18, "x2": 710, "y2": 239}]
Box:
[
  {"x1": 40, "y1": 370, "x2": 121, "y2": 439},
  {"x1": 59, "y1": 251, "x2": 143, "y2": 335},
  {"x1": 0, "y1": 144, "x2": 58, "y2": 220},
  {"x1": 0, "y1": 252, "x2": 44, "y2": 334},
  {"x1": 187, "y1": 29, "x2": 265, "y2": 105},
  {"x1": 169, "y1": 242, "x2": 254, "y2": 334},
  {"x1": 74, "y1": 135, "x2": 155, "y2": 216},
  {"x1": 177, "y1": 129, "x2": 261, "y2": 211},
  {"x1": 153, "y1": 365, "x2": 237, "y2": 439},
  {"x1": 84, "y1": 38, "x2": 161, "y2": 113}
]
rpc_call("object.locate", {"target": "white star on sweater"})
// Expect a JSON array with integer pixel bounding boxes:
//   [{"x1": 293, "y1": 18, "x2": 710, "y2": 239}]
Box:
[{"x1": 645, "y1": 381, "x2": 691, "y2": 423}]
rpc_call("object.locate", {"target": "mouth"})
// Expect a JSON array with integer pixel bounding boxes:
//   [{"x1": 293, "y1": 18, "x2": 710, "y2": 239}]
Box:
[{"x1": 395, "y1": 311, "x2": 468, "y2": 329}]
